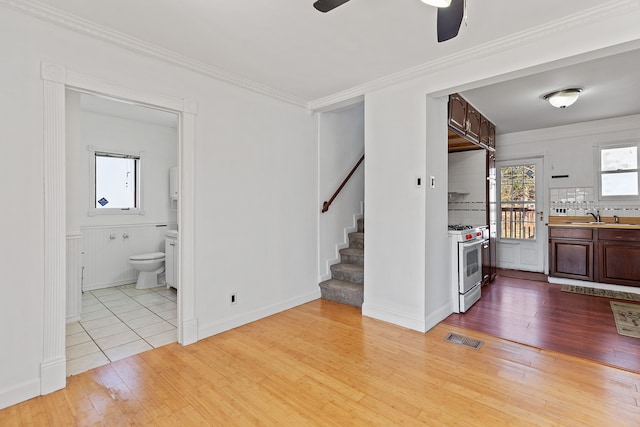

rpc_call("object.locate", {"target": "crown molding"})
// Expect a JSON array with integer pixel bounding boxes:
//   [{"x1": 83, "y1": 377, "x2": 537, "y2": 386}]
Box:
[
  {"x1": 309, "y1": 0, "x2": 640, "y2": 111},
  {"x1": 1, "y1": 0, "x2": 309, "y2": 108}
]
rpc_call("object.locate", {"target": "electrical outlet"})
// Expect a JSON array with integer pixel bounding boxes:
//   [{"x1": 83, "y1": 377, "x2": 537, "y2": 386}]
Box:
[{"x1": 230, "y1": 293, "x2": 237, "y2": 305}]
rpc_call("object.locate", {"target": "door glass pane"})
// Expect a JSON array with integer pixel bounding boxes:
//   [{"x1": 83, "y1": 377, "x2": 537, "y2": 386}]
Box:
[{"x1": 500, "y1": 165, "x2": 536, "y2": 240}]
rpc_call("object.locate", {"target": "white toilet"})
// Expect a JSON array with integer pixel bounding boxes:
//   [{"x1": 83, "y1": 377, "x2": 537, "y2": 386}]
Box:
[{"x1": 129, "y1": 252, "x2": 165, "y2": 289}]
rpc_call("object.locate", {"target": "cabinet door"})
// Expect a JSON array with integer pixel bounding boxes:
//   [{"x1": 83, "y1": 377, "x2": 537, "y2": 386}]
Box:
[
  {"x1": 487, "y1": 153, "x2": 497, "y2": 280},
  {"x1": 466, "y1": 105, "x2": 482, "y2": 142},
  {"x1": 448, "y1": 94, "x2": 467, "y2": 134},
  {"x1": 598, "y1": 241, "x2": 640, "y2": 286},
  {"x1": 479, "y1": 116, "x2": 490, "y2": 146},
  {"x1": 550, "y1": 239, "x2": 594, "y2": 281},
  {"x1": 488, "y1": 123, "x2": 496, "y2": 149},
  {"x1": 481, "y1": 239, "x2": 490, "y2": 285},
  {"x1": 165, "y1": 237, "x2": 176, "y2": 288}
]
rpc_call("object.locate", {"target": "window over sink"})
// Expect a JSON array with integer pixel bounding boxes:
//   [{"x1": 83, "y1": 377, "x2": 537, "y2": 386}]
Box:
[{"x1": 598, "y1": 144, "x2": 639, "y2": 200}]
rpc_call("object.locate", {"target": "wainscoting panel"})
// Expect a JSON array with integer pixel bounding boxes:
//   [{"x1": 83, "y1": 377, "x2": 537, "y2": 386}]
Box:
[
  {"x1": 81, "y1": 223, "x2": 175, "y2": 291},
  {"x1": 66, "y1": 233, "x2": 82, "y2": 322}
]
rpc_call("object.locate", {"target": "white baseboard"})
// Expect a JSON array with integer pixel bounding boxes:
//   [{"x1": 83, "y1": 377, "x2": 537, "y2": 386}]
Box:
[
  {"x1": 362, "y1": 302, "x2": 427, "y2": 333},
  {"x1": 40, "y1": 357, "x2": 66, "y2": 395},
  {"x1": 0, "y1": 378, "x2": 40, "y2": 410},
  {"x1": 424, "y1": 301, "x2": 453, "y2": 332},
  {"x1": 180, "y1": 318, "x2": 198, "y2": 345},
  {"x1": 66, "y1": 315, "x2": 81, "y2": 323},
  {"x1": 198, "y1": 289, "x2": 320, "y2": 339},
  {"x1": 83, "y1": 280, "x2": 135, "y2": 292}
]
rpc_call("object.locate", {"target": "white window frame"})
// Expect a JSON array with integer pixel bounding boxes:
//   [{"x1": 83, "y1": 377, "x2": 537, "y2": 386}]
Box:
[
  {"x1": 88, "y1": 146, "x2": 145, "y2": 216},
  {"x1": 596, "y1": 142, "x2": 640, "y2": 201}
]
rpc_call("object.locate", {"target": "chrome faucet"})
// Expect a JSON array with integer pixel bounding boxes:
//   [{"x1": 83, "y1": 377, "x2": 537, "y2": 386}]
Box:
[
  {"x1": 614, "y1": 215, "x2": 620, "y2": 224},
  {"x1": 589, "y1": 210, "x2": 601, "y2": 222}
]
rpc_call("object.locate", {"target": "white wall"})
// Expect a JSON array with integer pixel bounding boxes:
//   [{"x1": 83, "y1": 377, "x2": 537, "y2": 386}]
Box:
[
  {"x1": 318, "y1": 103, "x2": 364, "y2": 281},
  {"x1": 0, "y1": 8, "x2": 317, "y2": 408}
]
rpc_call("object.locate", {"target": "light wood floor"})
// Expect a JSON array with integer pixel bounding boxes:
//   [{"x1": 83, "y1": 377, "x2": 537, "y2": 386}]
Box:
[{"x1": 2, "y1": 299, "x2": 639, "y2": 425}]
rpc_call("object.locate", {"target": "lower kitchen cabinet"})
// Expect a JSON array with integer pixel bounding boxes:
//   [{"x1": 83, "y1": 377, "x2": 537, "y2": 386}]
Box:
[
  {"x1": 549, "y1": 227, "x2": 594, "y2": 281},
  {"x1": 597, "y1": 228, "x2": 640, "y2": 286}
]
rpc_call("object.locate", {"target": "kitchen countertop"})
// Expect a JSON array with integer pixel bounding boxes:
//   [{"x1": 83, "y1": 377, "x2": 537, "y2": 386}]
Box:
[{"x1": 548, "y1": 216, "x2": 640, "y2": 230}]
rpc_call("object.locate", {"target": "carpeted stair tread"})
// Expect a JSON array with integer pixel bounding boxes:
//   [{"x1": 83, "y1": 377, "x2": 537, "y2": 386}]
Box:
[
  {"x1": 348, "y1": 232, "x2": 364, "y2": 249},
  {"x1": 330, "y1": 263, "x2": 364, "y2": 284},
  {"x1": 339, "y1": 248, "x2": 364, "y2": 266},
  {"x1": 319, "y1": 279, "x2": 363, "y2": 308}
]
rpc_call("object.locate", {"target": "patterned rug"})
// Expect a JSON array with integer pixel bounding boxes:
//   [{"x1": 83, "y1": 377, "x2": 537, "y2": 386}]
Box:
[
  {"x1": 610, "y1": 301, "x2": 640, "y2": 339},
  {"x1": 561, "y1": 285, "x2": 640, "y2": 302}
]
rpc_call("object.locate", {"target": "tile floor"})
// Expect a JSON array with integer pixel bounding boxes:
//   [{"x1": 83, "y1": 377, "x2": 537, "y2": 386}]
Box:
[{"x1": 65, "y1": 284, "x2": 177, "y2": 376}]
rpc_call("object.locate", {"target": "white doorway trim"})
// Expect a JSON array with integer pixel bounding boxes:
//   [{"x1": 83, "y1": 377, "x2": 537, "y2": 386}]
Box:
[{"x1": 40, "y1": 62, "x2": 198, "y2": 395}]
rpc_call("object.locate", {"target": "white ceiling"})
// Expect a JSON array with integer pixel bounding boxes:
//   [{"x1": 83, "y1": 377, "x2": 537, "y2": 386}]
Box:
[{"x1": 27, "y1": 0, "x2": 640, "y2": 134}]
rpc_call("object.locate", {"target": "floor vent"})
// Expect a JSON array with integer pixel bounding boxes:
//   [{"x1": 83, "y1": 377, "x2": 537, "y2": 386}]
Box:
[{"x1": 445, "y1": 332, "x2": 483, "y2": 349}]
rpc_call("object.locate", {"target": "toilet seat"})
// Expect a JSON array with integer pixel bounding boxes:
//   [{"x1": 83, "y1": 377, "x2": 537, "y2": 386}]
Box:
[{"x1": 129, "y1": 252, "x2": 165, "y2": 261}]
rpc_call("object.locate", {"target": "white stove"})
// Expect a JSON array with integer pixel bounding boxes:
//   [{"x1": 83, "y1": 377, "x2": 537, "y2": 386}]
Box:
[{"x1": 448, "y1": 225, "x2": 486, "y2": 313}]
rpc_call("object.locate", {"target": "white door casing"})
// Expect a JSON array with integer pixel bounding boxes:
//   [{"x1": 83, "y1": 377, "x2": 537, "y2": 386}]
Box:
[{"x1": 40, "y1": 62, "x2": 198, "y2": 395}]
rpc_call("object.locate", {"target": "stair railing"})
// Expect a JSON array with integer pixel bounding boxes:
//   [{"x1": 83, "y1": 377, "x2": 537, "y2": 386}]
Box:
[{"x1": 322, "y1": 154, "x2": 364, "y2": 213}]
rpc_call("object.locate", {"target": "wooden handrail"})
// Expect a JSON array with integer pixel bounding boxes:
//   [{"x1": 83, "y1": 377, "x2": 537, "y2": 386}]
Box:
[{"x1": 322, "y1": 154, "x2": 364, "y2": 213}]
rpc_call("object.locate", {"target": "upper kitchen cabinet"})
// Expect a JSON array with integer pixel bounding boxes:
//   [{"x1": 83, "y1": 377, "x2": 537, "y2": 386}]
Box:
[
  {"x1": 480, "y1": 117, "x2": 496, "y2": 149},
  {"x1": 466, "y1": 104, "x2": 482, "y2": 142},
  {"x1": 448, "y1": 93, "x2": 467, "y2": 134},
  {"x1": 448, "y1": 93, "x2": 496, "y2": 152}
]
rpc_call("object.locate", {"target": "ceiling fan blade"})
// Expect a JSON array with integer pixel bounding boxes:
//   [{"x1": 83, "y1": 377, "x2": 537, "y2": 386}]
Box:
[
  {"x1": 437, "y1": 0, "x2": 464, "y2": 42},
  {"x1": 313, "y1": 0, "x2": 351, "y2": 13}
]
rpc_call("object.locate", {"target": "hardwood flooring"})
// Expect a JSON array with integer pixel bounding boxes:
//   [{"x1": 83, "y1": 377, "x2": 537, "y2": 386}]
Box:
[
  {"x1": 444, "y1": 272, "x2": 640, "y2": 373},
  {"x1": 2, "y1": 299, "x2": 640, "y2": 425}
]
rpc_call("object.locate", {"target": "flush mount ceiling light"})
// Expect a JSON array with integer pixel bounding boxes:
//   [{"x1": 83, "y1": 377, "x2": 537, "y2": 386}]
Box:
[
  {"x1": 542, "y1": 88, "x2": 583, "y2": 109},
  {"x1": 421, "y1": 0, "x2": 452, "y2": 6}
]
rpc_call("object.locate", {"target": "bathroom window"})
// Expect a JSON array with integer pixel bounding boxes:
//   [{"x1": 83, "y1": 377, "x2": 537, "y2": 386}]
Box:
[
  {"x1": 89, "y1": 148, "x2": 143, "y2": 215},
  {"x1": 598, "y1": 144, "x2": 639, "y2": 200}
]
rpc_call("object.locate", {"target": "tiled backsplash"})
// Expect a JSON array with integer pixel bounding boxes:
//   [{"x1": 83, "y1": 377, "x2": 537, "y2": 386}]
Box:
[
  {"x1": 550, "y1": 187, "x2": 640, "y2": 217},
  {"x1": 448, "y1": 199, "x2": 487, "y2": 226},
  {"x1": 448, "y1": 150, "x2": 487, "y2": 226}
]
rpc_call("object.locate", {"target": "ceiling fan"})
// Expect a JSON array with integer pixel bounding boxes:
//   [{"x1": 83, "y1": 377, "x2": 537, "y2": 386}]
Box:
[{"x1": 313, "y1": 0, "x2": 465, "y2": 42}]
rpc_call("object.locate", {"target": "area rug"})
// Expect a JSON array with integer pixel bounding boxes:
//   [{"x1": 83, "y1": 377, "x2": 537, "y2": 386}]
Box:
[
  {"x1": 561, "y1": 284, "x2": 640, "y2": 302},
  {"x1": 610, "y1": 301, "x2": 640, "y2": 339}
]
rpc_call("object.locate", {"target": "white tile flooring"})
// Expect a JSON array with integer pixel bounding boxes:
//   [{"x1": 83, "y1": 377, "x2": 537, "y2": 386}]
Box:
[{"x1": 65, "y1": 284, "x2": 177, "y2": 377}]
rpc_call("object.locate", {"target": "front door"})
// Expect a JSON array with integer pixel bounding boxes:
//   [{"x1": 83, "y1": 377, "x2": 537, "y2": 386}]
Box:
[{"x1": 496, "y1": 158, "x2": 545, "y2": 272}]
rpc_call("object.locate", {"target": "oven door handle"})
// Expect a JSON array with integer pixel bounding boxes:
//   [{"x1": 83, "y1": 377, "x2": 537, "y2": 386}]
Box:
[{"x1": 460, "y1": 239, "x2": 483, "y2": 249}]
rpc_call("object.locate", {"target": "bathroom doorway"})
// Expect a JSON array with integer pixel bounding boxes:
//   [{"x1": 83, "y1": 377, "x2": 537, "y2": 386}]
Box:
[
  {"x1": 64, "y1": 92, "x2": 179, "y2": 375},
  {"x1": 40, "y1": 63, "x2": 198, "y2": 393}
]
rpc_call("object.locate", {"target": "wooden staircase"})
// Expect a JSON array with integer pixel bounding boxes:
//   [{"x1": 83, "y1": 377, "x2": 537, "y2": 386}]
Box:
[{"x1": 319, "y1": 218, "x2": 364, "y2": 308}]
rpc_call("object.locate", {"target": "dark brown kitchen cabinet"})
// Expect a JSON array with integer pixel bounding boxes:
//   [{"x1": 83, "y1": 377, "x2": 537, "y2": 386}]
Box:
[
  {"x1": 449, "y1": 93, "x2": 494, "y2": 148},
  {"x1": 465, "y1": 104, "x2": 481, "y2": 142},
  {"x1": 597, "y1": 229, "x2": 640, "y2": 286},
  {"x1": 549, "y1": 227, "x2": 594, "y2": 281},
  {"x1": 448, "y1": 93, "x2": 467, "y2": 134},
  {"x1": 488, "y1": 123, "x2": 496, "y2": 149},
  {"x1": 487, "y1": 151, "x2": 497, "y2": 281}
]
